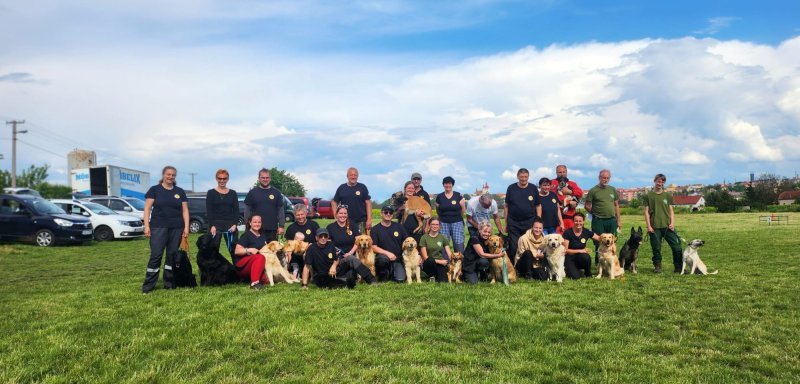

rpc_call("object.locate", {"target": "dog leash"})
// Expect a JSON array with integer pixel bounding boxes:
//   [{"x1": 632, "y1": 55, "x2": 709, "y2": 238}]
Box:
[
  {"x1": 222, "y1": 231, "x2": 235, "y2": 254},
  {"x1": 502, "y1": 255, "x2": 510, "y2": 286}
]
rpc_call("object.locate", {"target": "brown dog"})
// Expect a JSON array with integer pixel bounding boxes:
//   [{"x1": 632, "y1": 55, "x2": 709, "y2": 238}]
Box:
[
  {"x1": 448, "y1": 252, "x2": 463, "y2": 283},
  {"x1": 354, "y1": 234, "x2": 377, "y2": 278},
  {"x1": 282, "y1": 239, "x2": 310, "y2": 278},
  {"x1": 402, "y1": 237, "x2": 422, "y2": 284},
  {"x1": 596, "y1": 233, "x2": 623, "y2": 279},
  {"x1": 485, "y1": 235, "x2": 517, "y2": 284},
  {"x1": 401, "y1": 196, "x2": 432, "y2": 234},
  {"x1": 259, "y1": 241, "x2": 299, "y2": 285}
]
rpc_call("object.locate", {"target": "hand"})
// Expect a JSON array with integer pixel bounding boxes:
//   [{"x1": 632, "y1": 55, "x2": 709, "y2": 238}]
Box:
[
  {"x1": 183, "y1": 228, "x2": 189, "y2": 237},
  {"x1": 647, "y1": 226, "x2": 655, "y2": 233},
  {"x1": 668, "y1": 223, "x2": 675, "y2": 231},
  {"x1": 228, "y1": 225, "x2": 237, "y2": 232},
  {"x1": 436, "y1": 259, "x2": 448, "y2": 266},
  {"x1": 386, "y1": 252, "x2": 397, "y2": 261},
  {"x1": 144, "y1": 226, "x2": 151, "y2": 238},
  {"x1": 366, "y1": 218, "x2": 372, "y2": 229},
  {"x1": 559, "y1": 224, "x2": 565, "y2": 233},
  {"x1": 328, "y1": 266, "x2": 336, "y2": 277},
  {"x1": 210, "y1": 226, "x2": 217, "y2": 237},
  {"x1": 561, "y1": 186, "x2": 572, "y2": 195},
  {"x1": 278, "y1": 227, "x2": 285, "y2": 235}
]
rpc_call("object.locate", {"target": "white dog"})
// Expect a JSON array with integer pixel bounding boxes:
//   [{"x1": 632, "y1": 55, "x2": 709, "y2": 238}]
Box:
[
  {"x1": 544, "y1": 234, "x2": 566, "y2": 283},
  {"x1": 681, "y1": 239, "x2": 718, "y2": 275}
]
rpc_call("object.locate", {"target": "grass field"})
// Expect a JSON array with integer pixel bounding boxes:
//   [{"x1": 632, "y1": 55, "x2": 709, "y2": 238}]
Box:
[{"x1": 1, "y1": 212, "x2": 799, "y2": 383}]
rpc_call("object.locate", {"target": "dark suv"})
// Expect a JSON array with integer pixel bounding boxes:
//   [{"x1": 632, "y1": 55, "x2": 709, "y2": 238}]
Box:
[
  {"x1": 0, "y1": 194, "x2": 93, "y2": 246},
  {"x1": 186, "y1": 196, "x2": 246, "y2": 234}
]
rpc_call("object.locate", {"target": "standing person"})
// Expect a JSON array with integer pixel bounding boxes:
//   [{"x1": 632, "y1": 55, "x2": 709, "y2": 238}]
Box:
[
  {"x1": 419, "y1": 218, "x2": 451, "y2": 283},
  {"x1": 327, "y1": 205, "x2": 360, "y2": 257},
  {"x1": 515, "y1": 218, "x2": 548, "y2": 280},
  {"x1": 398, "y1": 180, "x2": 429, "y2": 243},
  {"x1": 550, "y1": 165, "x2": 583, "y2": 231},
  {"x1": 301, "y1": 228, "x2": 375, "y2": 289},
  {"x1": 410, "y1": 172, "x2": 431, "y2": 203},
  {"x1": 643, "y1": 173, "x2": 683, "y2": 273},
  {"x1": 504, "y1": 168, "x2": 539, "y2": 260},
  {"x1": 243, "y1": 168, "x2": 285, "y2": 242},
  {"x1": 332, "y1": 167, "x2": 372, "y2": 234},
  {"x1": 434, "y1": 176, "x2": 466, "y2": 253},
  {"x1": 284, "y1": 204, "x2": 319, "y2": 276},
  {"x1": 536, "y1": 177, "x2": 564, "y2": 235},
  {"x1": 466, "y1": 194, "x2": 504, "y2": 239},
  {"x1": 561, "y1": 212, "x2": 600, "y2": 279},
  {"x1": 462, "y1": 222, "x2": 504, "y2": 284},
  {"x1": 584, "y1": 169, "x2": 621, "y2": 263},
  {"x1": 206, "y1": 169, "x2": 239, "y2": 256},
  {"x1": 233, "y1": 215, "x2": 270, "y2": 290},
  {"x1": 370, "y1": 205, "x2": 409, "y2": 282},
  {"x1": 142, "y1": 166, "x2": 189, "y2": 294}
]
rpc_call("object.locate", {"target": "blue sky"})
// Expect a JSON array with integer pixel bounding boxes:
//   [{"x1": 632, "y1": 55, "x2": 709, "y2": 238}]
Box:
[{"x1": 1, "y1": 0, "x2": 799, "y2": 201}]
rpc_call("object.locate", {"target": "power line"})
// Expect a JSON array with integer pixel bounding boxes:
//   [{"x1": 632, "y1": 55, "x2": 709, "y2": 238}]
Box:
[{"x1": 17, "y1": 139, "x2": 64, "y2": 158}]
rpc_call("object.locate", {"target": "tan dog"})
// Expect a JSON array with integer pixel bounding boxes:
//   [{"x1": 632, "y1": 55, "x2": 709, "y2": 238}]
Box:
[
  {"x1": 485, "y1": 235, "x2": 517, "y2": 284},
  {"x1": 596, "y1": 233, "x2": 624, "y2": 279},
  {"x1": 401, "y1": 196, "x2": 432, "y2": 234},
  {"x1": 259, "y1": 241, "x2": 299, "y2": 285},
  {"x1": 543, "y1": 234, "x2": 566, "y2": 283},
  {"x1": 282, "y1": 239, "x2": 310, "y2": 278},
  {"x1": 402, "y1": 237, "x2": 422, "y2": 283},
  {"x1": 448, "y1": 252, "x2": 463, "y2": 283},
  {"x1": 354, "y1": 234, "x2": 377, "y2": 278},
  {"x1": 681, "y1": 239, "x2": 718, "y2": 275}
]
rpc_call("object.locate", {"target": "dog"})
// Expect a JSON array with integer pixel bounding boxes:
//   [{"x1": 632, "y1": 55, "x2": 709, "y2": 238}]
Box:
[
  {"x1": 681, "y1": 239, "x2": 718, "y2": 275},
  {"x1": 354, "y1": 234, "x2": 377, "y2": 278},
  {"x1": 259, "y1": 241, "x2": 299, "y2": 285},
  {"x1": 402, "y1": 237, "x2": 422, "y2": 283},
  {"x1": 619, "y1": 227, "x2": 643, "y2": 274},
  {"x1": 282, "y1": 239, "x2": 310, "y2": 279},
  {"x1": 596, "y1": 233, "x2": 624, "y2": 279},
  {"x1": 395, "y1": 194, "x2": 433, "y2": 234},
  {"x1": 543, "y1": 234, "x2": 566, "y2": 283},
  {"x1": 448, "y1": 251, "x2": 463, "y2": 283},
  {"x1": 195, "y1": 233, "x2": 239, "y2": 286},
  {"x1": 484, "y1": 235, "x2": 517, "y2": 284}
]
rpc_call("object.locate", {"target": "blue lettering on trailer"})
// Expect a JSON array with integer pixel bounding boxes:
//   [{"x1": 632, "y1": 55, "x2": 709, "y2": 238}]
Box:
[{"x1": 119, "y1": 171, "x2": 141, "y2": 184}]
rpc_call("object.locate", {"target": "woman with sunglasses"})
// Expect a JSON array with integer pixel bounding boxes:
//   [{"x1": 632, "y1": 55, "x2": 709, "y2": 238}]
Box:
[{"x1": 206, "y1": 169, "x2": 239, "y2": 255}]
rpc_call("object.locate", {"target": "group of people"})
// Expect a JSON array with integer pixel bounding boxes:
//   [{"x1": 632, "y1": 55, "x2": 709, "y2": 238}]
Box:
[{"x1": 140, "y1": 165, "x2": 684, "y2": 293}]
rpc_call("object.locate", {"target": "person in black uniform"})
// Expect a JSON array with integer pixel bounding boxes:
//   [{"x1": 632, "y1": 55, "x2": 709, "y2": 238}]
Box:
[
  {"x1": 462, "y1": 222, "x2": 504, "y2": 284},
  {"x1": 562, "y1": 212, "x2": 600, "y2": 279},
  {"x1": 206, "y1": 169, "x2": 239, "y2": 256},
  {"x1": 243, "y1": 168, "x2": 285, "y2": 242},
  {"x1": 332, "y1": 167, "x2": 372, "y2": 234},
  {"x1": 301, "y1": 228, "x2": 375, "y2": 289},
  {"x1": 504, "y1": 168, "x2": 539, "y2": 260},
  {"x1": 142, "y1": 165, "x2": 189, "y2": 294},
  {"x1": 371, "y1": 205, "x2": 409, "y2": 282},
  {"x1": 284, "y1": 204, "x2": 319, "y2": 277},
  {"x1": 327, "y1": 205, "x2": 359, "y2": 257},
  {"x1": 536, "y1": 177, "x2": 564, "y2": 235},
  {"x1": 411, "y1": 172, "x2": 431, "y2": 203},
  {"x1": 398, "y1": 180, "x2": 429, "y2": 243}
]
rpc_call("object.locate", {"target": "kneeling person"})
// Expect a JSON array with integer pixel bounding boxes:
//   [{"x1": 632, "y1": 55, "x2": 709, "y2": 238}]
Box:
[{"x1": 302, "y1": 228, "x2": 374, "y2": 289}]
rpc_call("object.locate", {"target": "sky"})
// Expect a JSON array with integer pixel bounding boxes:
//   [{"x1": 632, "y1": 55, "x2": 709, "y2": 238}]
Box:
[{"x1": 1, "y1": 0, "x2": 799, "y2": 201}]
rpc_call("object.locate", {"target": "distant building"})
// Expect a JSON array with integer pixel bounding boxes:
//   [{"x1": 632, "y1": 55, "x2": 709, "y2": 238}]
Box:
[
  {"x1": 778, "y1": 190, "x2": 800, "y2": 205},
  {"x1": 673, "y1": 195, "x2": 705, "y2": 211}
]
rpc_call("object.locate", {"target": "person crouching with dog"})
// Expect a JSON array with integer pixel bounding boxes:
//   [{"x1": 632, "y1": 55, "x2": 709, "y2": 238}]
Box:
[
  {"x1": 562, "y1": 212, "x2": 600, "y2": 279},
  {"x1": 301, "y1": 228, "x2": 375, "y2": 289},
  {"x1": 462, "y1": 222, "x2": 504, "y2": 284},
  {"x1": 371, "y1": 205, "x2": 409, "y2": 282},
  {"x1": 515, "y1": 218, "x2": 549, "y2": 280},
  {"x1": 643, "y1": 173, "x2": 683, "y2": 273},
  {"x1": 233, "y1": 215, "x2": 270, "y2": 290},
  {"x1": 419, "y1": 217, "x2": 451, "y2": 282}
]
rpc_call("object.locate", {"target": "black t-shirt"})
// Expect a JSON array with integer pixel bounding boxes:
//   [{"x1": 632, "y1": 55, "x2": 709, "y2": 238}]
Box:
[
  {"x1": 327, "y1": 222, "x2": 360, "y2": 252},
  {"x1": 538, "y1": 191, "x2": 560, "y2": 228},
  {"x1": 414, "y1": 187, "x2": 431, "y2": 203},
  {"x1": 563, "y1": 228, "x2": 595, "y2": 250},
  {"x1": 504, "y1": 183, "x2": 539, "y2": 222},
  {"x1": 244, "y1": 186, "x2": 283, "y2": 230},
  {"x1": 332, "y1": 183, "x2": 371, "y2": 222},
  {"x1": 435, "y1": 191, "x2": 464, "y2": 224},
  {"x1": 206, "y1": 188, "x2": 239, "y2": 228},
  {"x1": 236, "y1": 230, "x2": 268, "y2": 264},
  {"x1": 370, "y1": 222, "x2": 408, "y2": 257},
  {"x1": 285, "y1": 220, "x2": 319, "y2": 243},
  {"x1": 304, "y1": 242, "x2": 339, "y2": 278},
  {"x1": 401, "y1": 212, "x2": 421, "y2": 236},
  {"x1": 145, "y1": 184, "x2": 187, "y2": 228},
  {"x1": 464, "y1": 235, "x2": 490, "y2": 263}
]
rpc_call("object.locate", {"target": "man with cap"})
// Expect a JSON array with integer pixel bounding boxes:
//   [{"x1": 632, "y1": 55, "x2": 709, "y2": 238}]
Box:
[
  {"x1": 370, "y1": 205, "x2": 409, "y2": 282},
  {"x1": 301, "y1": 227, "x2": 376, "y2": 289},
  {"x1": 411, "y1": 172, "x2": 431, "y2": 203},
  {"x1": 332, "y1": 167, "x2": 372, "y2": 234}
]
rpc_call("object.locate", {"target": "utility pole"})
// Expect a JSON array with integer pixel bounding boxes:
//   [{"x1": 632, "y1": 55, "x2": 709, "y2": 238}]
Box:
[
  {"x1": 189, "y1": 172, "x2": 197, "y2": 192},
  {"x1": 6, "y1": 120, "x2": 27, "y2": 188}
]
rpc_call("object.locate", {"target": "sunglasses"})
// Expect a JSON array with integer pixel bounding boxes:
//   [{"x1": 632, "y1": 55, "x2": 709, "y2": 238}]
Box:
[
  {"x1": 317, "y1": 234, "x2": 329, "y2": 238},
  {"x1": 412, "y1": 177, "x2": 421, "y2": 181},
  {"x1": 217, "y1": 178, "x2": 228, "y2": 181},
  {"x1": 338, "y1": 204, "x2": 349, "y2": 209},
  {"x1": 381, "y1": 210, "x2": 393, "y2": 215}
]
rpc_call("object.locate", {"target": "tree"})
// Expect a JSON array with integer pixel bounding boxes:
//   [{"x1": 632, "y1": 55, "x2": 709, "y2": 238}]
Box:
[
  {"x1": 706, "y1": 190, "x2": 738, "y2": 213},
  {"x1": 37, "y1": 182, "x2": 73, "y2": 199},
  {"x1": 0, "y1": 164, "x2": 50, "y2": 189},
  {"x1": 267, "y1": 167, "x2": 307, "y2": 197}
]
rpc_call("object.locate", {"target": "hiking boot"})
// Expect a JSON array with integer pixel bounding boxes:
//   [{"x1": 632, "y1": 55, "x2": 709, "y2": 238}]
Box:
[
  {"x1": 653, "y1": 262, "x2": 662, "y2": 273},
  {"x1": 250, "y1": 282, "x2": 264, "y2": 290}
]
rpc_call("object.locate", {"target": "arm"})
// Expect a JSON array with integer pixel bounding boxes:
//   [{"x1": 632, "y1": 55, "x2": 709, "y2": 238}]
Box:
[
  {"x1": 466, "y1": 214, "x2": 480, "y2": 231},
  {"x1": 668, "y1": 205, "x2": 675, "y2": 231},
  {"x1": 182, "y1": 202, "x2": 190, "y2": 237},
  {"x1": 371, "y1": 244, "x2": 396, "y2": 261},
  {"x1": 439, "y1": 245, "x2": 452, "y2": 265},
  {"x1": 503, "y1": 203, "x2": 509, "y2": 234},
  {"x1": 143, "y1": 198, "x2": 154, "y2": 237},
  {"x1": 570, "y1": 182, "x2": 584, "y2": 199},
  {"x1": 301, "y1": 265, "x2": 310, "y2": 288},
  {"x1": 330, "y1": 200, "x2": 338, "y2": 217},
  {"x1": 329, "y1": 259, "x2": 339, "y2": 277},
  {"x1": 473, "y1": 242, "x2": 503, "y2": 260},
  {"x1": 235, "y1": 242, "x2": 259, "y2": 257},
  {"x1": 584, "y1": 190, "x2": 592, "y2": 212},
  {"x1": 420, "y1": 246, "x2": 428, "y2": 261},
  {"x1": 493, "y1": 214, "x2": 504, "y2": 235},
  {"x1": 277, "y1": 198, "x2": 286, "y2": 235},
  {"x1": 459, "y1": 199, "x2": 467, "y2": 219},
  {"x1": 644, "y1": 202, "x2": 653, "y2": 233},
  {"x1": 557, "y1": 207, "x2": 564, "y2": 231},
  {"x1": 365, "y1": 199, "x2": 372, "y2": 228},
  {"x1": 206, "y1": 191, "x2": 217, "y2": 236},
  {"x1": 536, "y1": 204, "x2": 542, "y2": 219},
  {"x1": 614, "y1": 200, "x2": 621, "y2": 230}
]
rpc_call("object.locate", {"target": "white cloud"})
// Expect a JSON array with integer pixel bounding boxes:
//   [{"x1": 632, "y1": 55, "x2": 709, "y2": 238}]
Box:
[{"x1": 694, "y1": 17, "x2": 741, "y2": 35}]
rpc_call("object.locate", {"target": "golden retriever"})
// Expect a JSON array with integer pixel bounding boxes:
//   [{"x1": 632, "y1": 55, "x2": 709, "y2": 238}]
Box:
[
  {"x1": 259, "y1": 241, "x2": 299, "y2": 285},
  {"x1": 485, "y1": 235, "x2": 517, "y2": 284},
  {"x1": 448, "y1": 252, "x2": 463, "y2": 283},
  {"x1": 401, "y1": 196, "x2": 432, "y2": 234},
  {"x1": 354, "y1": 234, "x2": 377, "y2": 278},
  {"x1": 544, "y1": 234, "x2": 566, "y2": 283},
  {"x1": 402, "y1": 237, "x2": 422, "y2": 284},
  {"x1": 596, "y1": 233, "x2": 624, "y2": 279}
]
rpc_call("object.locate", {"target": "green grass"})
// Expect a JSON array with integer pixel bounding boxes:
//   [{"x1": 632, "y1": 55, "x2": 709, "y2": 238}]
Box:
[{"x1": 1, "y1": 213, "x2": 799, "y2": 383}]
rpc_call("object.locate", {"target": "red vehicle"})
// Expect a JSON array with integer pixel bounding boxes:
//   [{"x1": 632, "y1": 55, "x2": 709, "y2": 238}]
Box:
[
  {"x1": 288, "y1": 196, "x2": 312, "y2": 216},
  {"x1": 311, "y1": 198, "x2": 334, "y2": 219}
]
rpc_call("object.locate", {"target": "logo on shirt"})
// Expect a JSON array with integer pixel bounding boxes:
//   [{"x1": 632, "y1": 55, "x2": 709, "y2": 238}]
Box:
[
  {"x1": 327, "y1": 253, "x2": 333, "y2": 259},
  {"x1": 393, "y1": 231, "x2": 399, "y2": 237},
  {"x1": 305, "y1": 229, "x2": 311, "y2": 235},
  {"x1": 609, "y1": 193, "x2": 614, "y2": 199},
  {"x1": 174, "y1": 194, "x2": 180, "y2": 199},
  {"x1": 436, "y1": 241, "x2": 442, "y2": 247},
  {"x1": 355, "y1": 191, "x2": 361, "y2": 196},
  {"x1": 451, "y1": 200, "x2": 456, "y2": 205},
  {"x1": 663, "y1": 199, "x2": 668, "y2": 205},
  {"x1": 552, "y1": 198, "x2": 557, "y2": 204},
  {"x1": 580, "y1": 238, "x2": 586, "y2": 244},
  {"x1": 269, "y1": 194, "x2": 275, "y2": 200},
  {"x1": 528, "y1": 195, "x2": 533, "y2": 201}
]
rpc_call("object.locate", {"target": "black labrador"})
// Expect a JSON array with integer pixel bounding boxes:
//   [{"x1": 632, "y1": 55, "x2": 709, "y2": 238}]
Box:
[{"x1": 196, "y1": 234, "x2": 240, "y2": 286}]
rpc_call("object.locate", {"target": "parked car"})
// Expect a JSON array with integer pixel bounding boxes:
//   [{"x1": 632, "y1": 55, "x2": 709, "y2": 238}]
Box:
[
  {"x1": 312, "y1": 198, "x2": 334, "y2": 219},
  {"x1": 236, "y1": 192, "x2": 297, "y2": 224},
  {"x1": 0, "y1": 194, "x2": 93, "y2": 246},
  {"x1": 185, "y1": 195, "x2": 248, "y2": 234},
  {"x1": 3, "y1": 187, "x2": 42, "y2": 197},
  {"x1": 288, "y1": 196, "x2": 313, "y2": 216},
  {"x1": 50, "y1": 199, "x2": 144, "y2": 241},
  {"x1": 82, "y1": 196, "x2": 146, "y2": 220}
]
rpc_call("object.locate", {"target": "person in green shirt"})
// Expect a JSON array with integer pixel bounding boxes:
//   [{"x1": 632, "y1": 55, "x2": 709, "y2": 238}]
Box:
[
  {"x1": 584, "y1": 169, "x2": 621, "y2": 263},
  {"x1": 419, "y1": 217, "x2": 452, "y2": 282},
  {"x1": 643, "y1": 173, "x2": 683, "y2": 273}
]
